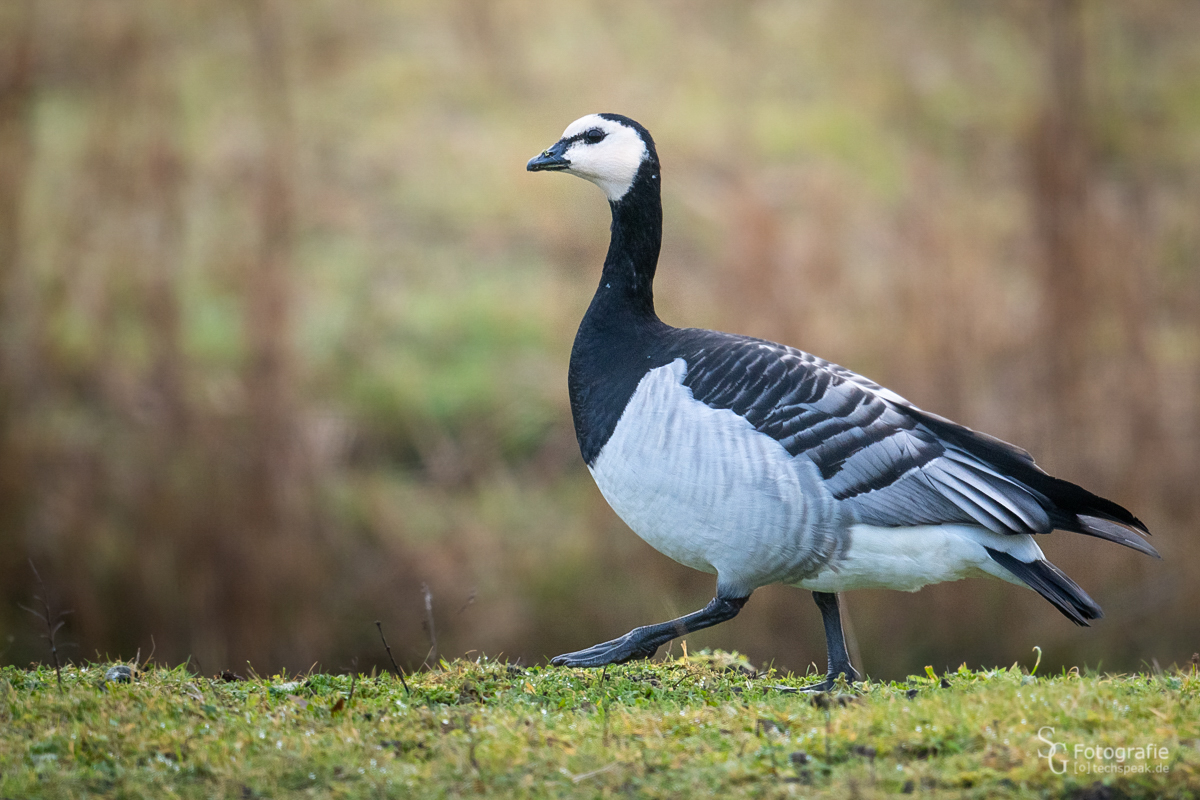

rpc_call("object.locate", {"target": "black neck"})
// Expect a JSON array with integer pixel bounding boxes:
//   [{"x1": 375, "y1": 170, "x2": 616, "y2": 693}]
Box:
[
  {"x1": 569, "y1": 160, "x2": 670, "y2": 465},
  {"x1": 589, "y1": 162, "x2": 662, "y2": 323}
]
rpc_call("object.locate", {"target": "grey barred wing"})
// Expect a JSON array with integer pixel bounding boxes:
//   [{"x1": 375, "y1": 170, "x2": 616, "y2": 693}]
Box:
[{"x1": 676, "y1": 333, "x2": 1056, "y2": 536}]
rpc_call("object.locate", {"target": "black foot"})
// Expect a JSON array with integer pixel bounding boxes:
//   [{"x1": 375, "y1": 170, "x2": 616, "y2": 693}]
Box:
[
  {"x1": 801, "y1": 678, "x2": 837, "y2": 694},
  {"x1": 551, "y1": 629, "x2": 660, "y2": 668},
  {"x1": 800, "y1": 666, "x2": 861, "y2": 694},
  {"x1": 550, "y1": 595, "x2": 748, "y2": 669}
]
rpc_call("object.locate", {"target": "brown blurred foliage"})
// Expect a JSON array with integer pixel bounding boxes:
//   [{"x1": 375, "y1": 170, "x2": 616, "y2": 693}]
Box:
[{"x1": 1, "y1": 0, "x2": 1198, "y2": 679}]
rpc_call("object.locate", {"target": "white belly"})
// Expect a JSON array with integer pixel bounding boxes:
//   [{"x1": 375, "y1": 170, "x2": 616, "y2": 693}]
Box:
[{"x1": 588, "y1": 359, "x2": 843, "y2": 597}]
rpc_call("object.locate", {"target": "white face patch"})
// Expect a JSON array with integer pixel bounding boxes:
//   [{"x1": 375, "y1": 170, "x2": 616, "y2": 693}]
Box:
[{"x1": 559, "y1": 114, "x2": 649, "y2": 202}]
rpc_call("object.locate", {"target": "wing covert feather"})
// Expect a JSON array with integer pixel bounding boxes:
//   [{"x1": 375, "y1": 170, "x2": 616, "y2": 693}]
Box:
[{"x1": 677, "y1": 333, "x2": 1052, "y2": 534}]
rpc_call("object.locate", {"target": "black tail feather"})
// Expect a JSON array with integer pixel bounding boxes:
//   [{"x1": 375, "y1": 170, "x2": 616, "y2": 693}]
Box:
[
  {"x1": 1078, "y1": 515, "x2": 1160, "y2": 559},
  {"x1": 985, "y1": 548, "x2": 1103, "y2": 626}
]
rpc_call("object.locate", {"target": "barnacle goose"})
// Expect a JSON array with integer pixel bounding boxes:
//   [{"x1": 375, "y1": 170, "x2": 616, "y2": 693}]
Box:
[{"x1": 527, "y1": 113, "x2": 1159, "y2": 690}]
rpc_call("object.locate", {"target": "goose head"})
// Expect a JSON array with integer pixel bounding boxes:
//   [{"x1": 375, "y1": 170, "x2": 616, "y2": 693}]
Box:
[{"x1": 527, "y1": 113, "x2": 659, "y2": 203}]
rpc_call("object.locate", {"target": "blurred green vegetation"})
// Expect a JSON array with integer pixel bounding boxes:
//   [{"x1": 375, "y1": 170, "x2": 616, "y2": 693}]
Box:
[{"x1": 1, "y1": 0, "x2": 1198, "y2": 679}]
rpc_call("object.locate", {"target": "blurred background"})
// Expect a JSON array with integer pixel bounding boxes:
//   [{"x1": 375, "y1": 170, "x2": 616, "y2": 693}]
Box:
[{"x1": 1, "y1": 0, "x2": 1197, "y2": 680}]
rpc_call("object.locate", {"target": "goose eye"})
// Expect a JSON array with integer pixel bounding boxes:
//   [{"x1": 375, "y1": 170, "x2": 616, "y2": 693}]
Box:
[{"x1": 583, "y1": 128, "x2": 606, "y2": 144}]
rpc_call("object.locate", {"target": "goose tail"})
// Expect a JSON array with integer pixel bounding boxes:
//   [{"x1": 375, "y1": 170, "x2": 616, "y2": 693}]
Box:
[{"x1": 985, "y1": 547, "x2": 1103, "y2": 626}]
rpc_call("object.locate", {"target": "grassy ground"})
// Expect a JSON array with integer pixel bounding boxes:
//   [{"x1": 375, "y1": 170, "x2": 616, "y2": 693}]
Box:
[{"x1": 2, "y1": 651, "x2": 1196, "y2": 799}]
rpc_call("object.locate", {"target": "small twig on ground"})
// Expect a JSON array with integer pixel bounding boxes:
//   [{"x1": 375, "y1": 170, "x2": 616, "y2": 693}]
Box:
[
  {"x1": 563, "y1": 762, "x2": 619, "y2": 784},
  {"x1": 187, "y1": 654, "x2": 203, "y2": 678},
  {"x1": 457, "y1": 589, "x2": 477, "y2": 615},
  {"x1": 19, "y1": 560, "x2": 72, "y2": 692},
  {"x1": 421, "y1": 583, "x2": 438, "y2": 668},
  {"x1": 375, "y1": 621, "x2": 410, "y2": 694},
  {"x1": 141, "y1": 636, "x2": 157, "y2": 672},
  {"x1": 332, "y1": 661, "x2": 359, "y2": 715},
  {"x1": 347, "y1": 659, "x2": 359, "y2": 708}
]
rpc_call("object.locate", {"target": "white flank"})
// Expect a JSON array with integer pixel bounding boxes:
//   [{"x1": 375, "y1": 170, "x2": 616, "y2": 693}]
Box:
[
  {"x1": 589, "y1": 359, "x2": 843, "y2": 597},
  {"x1": 794, "y1": 523, "x2": 1045, "y2": 593},
  {"x1": 560, "y1": 114, "x2": 648, "y2": 202}
]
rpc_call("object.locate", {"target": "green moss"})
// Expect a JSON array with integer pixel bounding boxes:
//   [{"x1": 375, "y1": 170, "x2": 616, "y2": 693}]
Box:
[{"x1": 2, "y1": 656, "x2": 1196, "y2": 798}]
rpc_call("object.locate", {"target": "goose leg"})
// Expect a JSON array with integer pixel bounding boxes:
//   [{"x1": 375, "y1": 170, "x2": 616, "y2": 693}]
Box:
[
  {"x1": 551, "y1": 595, "x2": 749, "y2": 668},
  {"x1": 804, "y1": 591, "x2": 861, "y2": 692}
]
